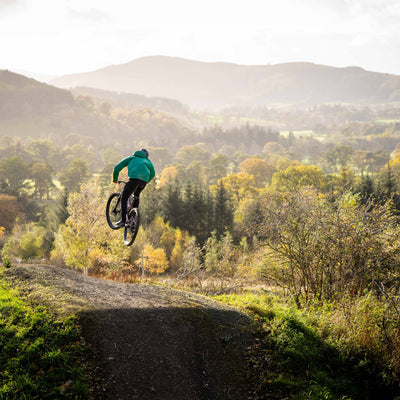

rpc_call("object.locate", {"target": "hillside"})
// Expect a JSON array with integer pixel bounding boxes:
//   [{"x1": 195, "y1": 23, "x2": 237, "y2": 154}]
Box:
[
  {"x1": 0, "y1": 70, "x2": 74, "y2": 118},
  {"x1": 51, "y1": 56, "x2": 400, "y2": 109},
  {"x1": 0, "y1": 70, "x2": 194, "y2": 150},
  {"x1": 71, "y1": 86, "x2": 188, "y2": 115},
  {"x1": 2, "y1": 265, "x2": 257, "y2": 400}
]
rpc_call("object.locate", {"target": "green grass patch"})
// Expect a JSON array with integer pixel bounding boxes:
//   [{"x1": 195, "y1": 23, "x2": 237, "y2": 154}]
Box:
[
  {"x1": 0, "y1": 279, "x2": 88, "y2": 399},
  {"x1": 214, "y1": 291, "x2": 400, "y2": 400},
  {"x1": 375, "y1": 119, "x2": 400, "y2": 124}
]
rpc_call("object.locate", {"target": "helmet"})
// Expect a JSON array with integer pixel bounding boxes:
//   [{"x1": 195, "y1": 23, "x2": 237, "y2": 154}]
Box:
[{"x1": 140, "y1": 148, "x2": 149, "y2": 158}]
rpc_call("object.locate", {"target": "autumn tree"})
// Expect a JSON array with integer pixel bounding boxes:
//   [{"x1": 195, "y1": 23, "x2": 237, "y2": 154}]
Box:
[
  {"x1": 137, "y1": 244, "x2": 168, "y2": 275},
  {"x1": 239, "y1": 157, "x2": 275, "y2": 187},
  {"x1": 0, "y1": 195, "x2": 22, "y2": 231},
  {"x1": 53, "y1": 181, "x2": 128, "y2": 275},
  {"x1": 214, "y1": 172, "x2": 258, "y2": 205},
  {"x1": 271, "y1": 164, "x2": 324, "y2": 193}
]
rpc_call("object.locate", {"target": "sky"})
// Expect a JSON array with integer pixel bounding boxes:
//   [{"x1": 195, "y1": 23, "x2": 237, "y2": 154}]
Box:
[{"x1": 1, "y1": 0, "x2": 400, "y2": 77}]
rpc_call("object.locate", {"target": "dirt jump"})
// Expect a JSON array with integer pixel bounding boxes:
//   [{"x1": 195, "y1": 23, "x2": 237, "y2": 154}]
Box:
[{"x1": 3, "y1": 265, "x2": 260, "y2": 400}]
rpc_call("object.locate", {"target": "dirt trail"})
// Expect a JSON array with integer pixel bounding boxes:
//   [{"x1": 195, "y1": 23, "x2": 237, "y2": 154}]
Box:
[{"x1": 3, "y1": 265, "x2": 257, "y2": 400}]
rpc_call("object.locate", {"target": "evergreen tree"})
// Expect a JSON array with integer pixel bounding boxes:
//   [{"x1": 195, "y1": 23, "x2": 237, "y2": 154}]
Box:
[
  {"x1": 354, "y1": 175, "x2": 375, "y2": 204},
  {"x1": 376, "y1": 162, "x2": 400, "y2": 210},
  {"x1": 45, "y1": 188, "x2": 69, "y2": 233},
  {"x1": 140, "y1": 180, "x2": 160, "y2": 226},
  {"x1": 214, "y1": 181, "x2": 233, "y2": 239},
  {"x1": 161, "y1": 179, "x2": 184, "y2": 228}
]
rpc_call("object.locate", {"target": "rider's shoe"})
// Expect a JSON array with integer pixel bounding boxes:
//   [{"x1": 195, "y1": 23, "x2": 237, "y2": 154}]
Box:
[{"x1": 115, "y1": 220, "x2": 125, "y2": 228}]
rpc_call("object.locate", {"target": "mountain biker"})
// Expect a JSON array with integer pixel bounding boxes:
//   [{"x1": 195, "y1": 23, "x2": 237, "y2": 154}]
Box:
[{"x1": 112, "y1": 148, "x2": 155, "y2": 228}]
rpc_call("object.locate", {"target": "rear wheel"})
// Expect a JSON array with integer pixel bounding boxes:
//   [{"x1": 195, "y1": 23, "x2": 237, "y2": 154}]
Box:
[
  {"x1": 106, "y1": 193, "x2": 122, "y2": 229},
  {"x1": 124, "y1": 208, "x2": 140, "y2": 246}
]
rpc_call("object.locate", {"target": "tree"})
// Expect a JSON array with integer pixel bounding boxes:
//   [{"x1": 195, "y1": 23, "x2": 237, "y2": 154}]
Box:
[
  {"x1": 147, "y1": 147, "x2": 173, "y2": 172},
  {"x1": 158, "y1": 166, "x2": 178, "y2": 187},
  {"x1": 208, "y1": 154, "x2": 228, "y2": 184},
  {"x1": 99, "y1": 101, "x2": 112, "y2": 116},
  {"x1": 0, "y1": 195, "x2": 23, "y2": 231},
  {"x1": 176, "y1": 236, "x2": 202, "y2": 281},
  {"x1": 58, "y1": 158, "x2": 91, "y2": 193},
  {"x1": 352, "y1": 150, "x2": 372, "y2": 176},
  {"x1": 214, "y1": 173, "x2": 258, "y2": 204},
  {"x1": 161, "y1": 179, "x2": 184, "y2": 228},
  {"x1": 138, "y1": 244, "x2": 168, "y2": 275},
  {"x1": 44, "y1": 188, "x2": 69, "y2": 233},
  {"x1": 27, "y1": 139, "x2": 61, "y2": 168},
  {"x1": 185, "y1": 161, "x2": 207, "y2": 185},
  {"x1": 53, "y1": 182, "x2": 128, "y2": 275},
  {"x1": 260, "y1": 189, "x2": 400, "y2": 304},
  {"x1": 376, "y1": 161, "x2": 400, "y2": 209},
  {"x1": 354, "y1": 175, "x2": 375, "y2": 204},
  {"x1": 325, "y1": 145, "x2": 354, "y2": 172},
  {"x1": 204, "y1": 231, "x2": 237, "y2": 292},
  {"x1": 213, "y1": 181, "x2": 233, "y2": 239},
  {"x1": 271, "y1": 165, "x2": 324, "y2": 193},
  {"x1": 31, "y1": 163, "x2": 54, "y2": 199},
  {"x1": 239, "y1": 157, "x2": 275, "y2": 187},
  {"x1": 0, "y1": 156, "x2": 29, "y2": 196},
  {"x1": 262, "y1": 142, "x2": 285, "y2": 156},
  {"x1": 175, "y1": 145, "x2": 210, "y2": 166}
]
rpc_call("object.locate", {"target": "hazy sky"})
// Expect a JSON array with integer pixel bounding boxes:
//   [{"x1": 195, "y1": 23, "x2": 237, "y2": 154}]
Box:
[{"x1": 1, "y1": 0, "x2": 400, "y2": 76}]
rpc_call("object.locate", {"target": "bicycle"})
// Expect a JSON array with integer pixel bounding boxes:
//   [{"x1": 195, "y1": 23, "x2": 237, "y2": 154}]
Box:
[{"x1": 106, "y1": 180, "x2": 140, "y2": 246}]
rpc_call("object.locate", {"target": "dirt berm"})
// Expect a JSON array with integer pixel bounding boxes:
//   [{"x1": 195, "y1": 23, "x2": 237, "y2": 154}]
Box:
[{"x1": 3, "y1": 265, "x2": 261, "y2": 400}]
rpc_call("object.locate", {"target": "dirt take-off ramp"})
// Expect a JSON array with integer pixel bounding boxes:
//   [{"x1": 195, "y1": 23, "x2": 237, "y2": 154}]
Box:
[{"x1": 4, "y1": 266, "x2": 257, "y2": 400}]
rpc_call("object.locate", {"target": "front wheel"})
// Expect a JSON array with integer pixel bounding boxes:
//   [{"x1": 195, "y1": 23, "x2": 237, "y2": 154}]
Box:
[
  {"x1": 106, "y1": 192, "x2": 122, "y2": 229},
  {"x1": 124, "y1": 208, "x2": 140, "y2": 246}
]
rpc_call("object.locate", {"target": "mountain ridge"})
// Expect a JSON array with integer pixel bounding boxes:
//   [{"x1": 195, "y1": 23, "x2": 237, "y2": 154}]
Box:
[{"x1": 50, "y1": 55, "x2": 400, "y2": 109}]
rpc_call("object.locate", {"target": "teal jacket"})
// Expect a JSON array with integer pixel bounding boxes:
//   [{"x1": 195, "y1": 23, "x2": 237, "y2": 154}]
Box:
[{"x1": 113, "y1": 151, "x2": 155, "y2": 183}]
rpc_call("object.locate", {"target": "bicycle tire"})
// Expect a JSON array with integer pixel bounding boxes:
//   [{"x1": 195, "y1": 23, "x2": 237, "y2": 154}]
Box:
[
  {"x1": 106, "y1": 192, "x2": 122, "y2": 229},
  {"x1": 124, "y1": 207, "x2": 140, "y2": 246}
]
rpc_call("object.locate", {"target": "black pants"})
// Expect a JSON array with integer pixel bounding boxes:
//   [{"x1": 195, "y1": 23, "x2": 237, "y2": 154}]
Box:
[{"x1": 121, "y1": 179, "x2": 147, "y2": 222}]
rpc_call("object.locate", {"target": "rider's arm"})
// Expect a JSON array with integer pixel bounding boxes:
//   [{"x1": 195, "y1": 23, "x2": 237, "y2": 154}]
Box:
[{"x1": 112, "y1": 157, "x2": 131, "y2": 182}]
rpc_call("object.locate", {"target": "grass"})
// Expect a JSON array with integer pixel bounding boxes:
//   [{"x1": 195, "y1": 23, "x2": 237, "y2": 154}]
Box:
[
  {"x1": 375, "y1": 119, "x2": 400, "y2": 124},
  {"x1": 0, "y1": 278, "x2": 88, "y2": 399},
  {"x1": 214, "y1": 291, "x2": 400, "y2": 400}
]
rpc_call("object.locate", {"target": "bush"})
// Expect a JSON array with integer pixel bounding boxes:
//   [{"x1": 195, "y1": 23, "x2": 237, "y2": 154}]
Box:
[
  {"x1": 260, "y1": 189, "x2": 400, "y2": 302},
  {"x1": 1, "y1": 223, "x2": 47, "y2": 263}
]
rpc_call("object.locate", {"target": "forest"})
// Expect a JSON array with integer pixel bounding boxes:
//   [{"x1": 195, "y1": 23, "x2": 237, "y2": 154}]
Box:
[{"x1": 2, "y1": 80, "x2": 400, "y2": 397}]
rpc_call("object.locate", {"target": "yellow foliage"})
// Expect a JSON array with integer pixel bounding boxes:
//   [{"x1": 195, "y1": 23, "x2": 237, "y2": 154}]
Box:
[
  {"x1": 141, "y1": 244, "x2": 169, "y2": 274},
  {"x1": 210, "y1": 172, "x2": 258, "y2": 203},
  {"x1": 159, "y1": 165, "x2": 178, "y2": 187},
  {"x1": 0, "y1": 227, "x2": 4, "y2": 237}
]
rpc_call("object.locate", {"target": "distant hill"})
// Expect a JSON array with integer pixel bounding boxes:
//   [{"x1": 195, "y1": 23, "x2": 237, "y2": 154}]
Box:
[
  {"x1": 51, "y1": 56, "x2": 400, "y2": 109},
  {"x1": 0, "y1": 70, "x2": 74, "y2": 118},
  {"x1": 0, "y1": 70, "x2": 193, "y2": 150},
  {"x1": 10, "y1": 69, "x2": 56, "y2": 83}
]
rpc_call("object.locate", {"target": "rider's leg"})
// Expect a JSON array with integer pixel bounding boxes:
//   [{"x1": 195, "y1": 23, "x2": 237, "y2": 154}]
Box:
[
  {"x1": 120, "y1": 180, "x2": 137, "y2": 223},
  {"x1": 132, "y1": 180, "x2": 147, "y2": 208}
]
